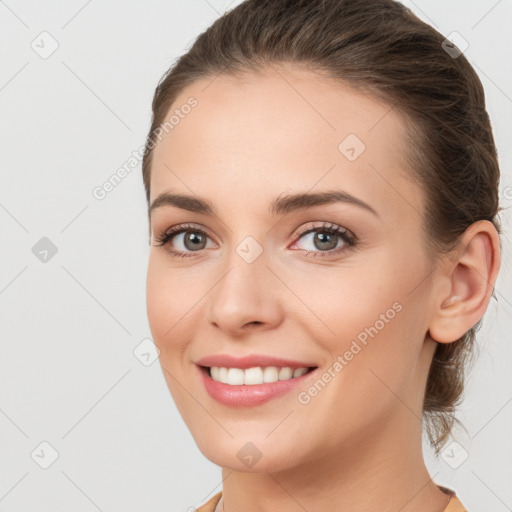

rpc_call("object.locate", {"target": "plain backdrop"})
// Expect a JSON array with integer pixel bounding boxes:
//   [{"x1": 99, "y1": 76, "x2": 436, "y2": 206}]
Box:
[{"x1": 0, "y1": 1, "x2": 511, "y2": 511}]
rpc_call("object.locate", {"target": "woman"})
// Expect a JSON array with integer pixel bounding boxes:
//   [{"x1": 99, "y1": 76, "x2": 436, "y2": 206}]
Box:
[{"x1": 142, "y1": 0, "x2": 502, "y2": 510}]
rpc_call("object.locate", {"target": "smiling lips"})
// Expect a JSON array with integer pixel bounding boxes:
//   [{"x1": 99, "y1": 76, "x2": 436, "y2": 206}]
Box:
[{"x1": 195, "y1": 353, "x2": 319, "y2": 407}]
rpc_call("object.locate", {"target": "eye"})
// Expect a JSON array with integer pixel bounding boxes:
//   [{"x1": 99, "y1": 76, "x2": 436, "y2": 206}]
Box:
[
  {"x1": 154, "y1": 223, "x2": 215, "y2": 258},
  {"x1": 290, "y1": 222, "x2": 357, "y2": 258},
  {"x1": 154, "y1": 221, "x2": 357, "y2": 260}
]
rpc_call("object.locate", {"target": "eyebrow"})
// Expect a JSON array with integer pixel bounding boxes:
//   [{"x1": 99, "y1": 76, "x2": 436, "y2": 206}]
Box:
[{"x1": 149, "y1": 190, "x2": 379, "y2": 218}]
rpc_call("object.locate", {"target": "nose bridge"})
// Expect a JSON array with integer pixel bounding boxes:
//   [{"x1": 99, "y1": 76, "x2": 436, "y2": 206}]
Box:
[{"x1": 206, "y1": 240, "x2": 283, "y2": 333}]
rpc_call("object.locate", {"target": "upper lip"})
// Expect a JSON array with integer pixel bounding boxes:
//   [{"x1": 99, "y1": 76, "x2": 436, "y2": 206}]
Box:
[{"x1": 196, "y1": 354, "x2": 318, "y2": 369}]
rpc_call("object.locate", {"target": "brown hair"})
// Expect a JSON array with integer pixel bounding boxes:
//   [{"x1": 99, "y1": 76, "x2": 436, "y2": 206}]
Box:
[{"x1": 141, "y1": 0, "x2": 503, "y2": 454}]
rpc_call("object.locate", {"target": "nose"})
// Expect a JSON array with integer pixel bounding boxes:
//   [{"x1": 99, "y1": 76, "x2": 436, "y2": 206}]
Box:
[{"x1": 206, "y1": 253, "x2": 284, "y2": 337}]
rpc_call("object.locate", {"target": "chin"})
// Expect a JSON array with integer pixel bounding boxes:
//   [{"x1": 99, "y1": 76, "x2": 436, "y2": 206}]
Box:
[{"x1": 193, "y1": 433, "x2": 305, "y2": 473}]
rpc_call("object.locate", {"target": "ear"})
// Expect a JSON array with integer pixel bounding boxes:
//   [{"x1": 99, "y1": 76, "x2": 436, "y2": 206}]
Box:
[{"x1": 428, "y1": 220, "x2": 501, "y2": 344}]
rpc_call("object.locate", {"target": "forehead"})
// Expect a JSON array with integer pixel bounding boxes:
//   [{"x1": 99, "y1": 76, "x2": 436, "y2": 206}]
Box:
[{"x1": 149, "y1": 64, "x2": 424, "y2": 223}]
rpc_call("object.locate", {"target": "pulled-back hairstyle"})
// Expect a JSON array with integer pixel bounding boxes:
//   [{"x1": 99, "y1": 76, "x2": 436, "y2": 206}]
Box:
[{"x1": 141, "y1": 0, "x2": 503, "y2": 454}]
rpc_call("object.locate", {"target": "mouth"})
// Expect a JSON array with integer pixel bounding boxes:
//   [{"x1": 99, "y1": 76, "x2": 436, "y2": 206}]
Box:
[{"x1": 196, "y1": 364, "x2": 319, "y2": 407}]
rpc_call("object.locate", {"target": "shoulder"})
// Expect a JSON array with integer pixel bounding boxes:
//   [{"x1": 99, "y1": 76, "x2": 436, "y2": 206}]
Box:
[
  {"x1": 438, "y1": 484, "x2": 468, "y2": 512},
  {"x1": 444, "y1": 494, "x2": 469, "y2": 512},
  {"x1": 195, "y1": 491, "x2": 222, "y2": 512}
]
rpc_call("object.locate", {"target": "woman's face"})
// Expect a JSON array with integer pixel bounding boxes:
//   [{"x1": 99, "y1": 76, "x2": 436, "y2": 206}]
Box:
[{"x1": 146, "y1": 64, "x2": 440, "y2": 472}]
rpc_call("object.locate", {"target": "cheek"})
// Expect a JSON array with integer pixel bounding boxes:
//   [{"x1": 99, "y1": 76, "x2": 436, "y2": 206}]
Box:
[
  {"x1": 145, "y1": 255, "x2": 199, "y2": 358},
  {"x1": 289, "y1": 256, "x2": 404, "y2": 350},
  {"x1": 146, "y1": 258, "x2": 198, "y2": 416},
  {"x1": 290, "y1": 253, "x2": 422, "y2": 400}
]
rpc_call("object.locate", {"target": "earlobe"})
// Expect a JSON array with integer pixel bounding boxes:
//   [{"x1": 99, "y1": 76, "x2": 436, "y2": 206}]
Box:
[{"x1": 428, "y1": 220, "x2": 501, "y2": 344}]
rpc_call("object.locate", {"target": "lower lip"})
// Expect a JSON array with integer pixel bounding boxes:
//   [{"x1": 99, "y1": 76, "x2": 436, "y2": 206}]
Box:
[{"x1": 197, "y1": 365, "x2": 318, "y2": 407}]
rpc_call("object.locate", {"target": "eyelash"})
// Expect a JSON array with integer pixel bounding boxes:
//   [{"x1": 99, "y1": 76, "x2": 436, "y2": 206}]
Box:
[{"x1": 154, "y1": 222, "x2": 357, "y2": 259}]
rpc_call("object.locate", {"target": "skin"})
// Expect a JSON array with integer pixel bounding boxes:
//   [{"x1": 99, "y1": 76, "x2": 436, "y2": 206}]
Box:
[{"x1": 145, "y1": 63, "x2": 501, "y2": 512}]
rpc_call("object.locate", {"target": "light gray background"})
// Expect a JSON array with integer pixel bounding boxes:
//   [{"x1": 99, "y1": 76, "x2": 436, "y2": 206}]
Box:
[{"x1": 0, "y1": 1, "x2": 511, "y2": 511}]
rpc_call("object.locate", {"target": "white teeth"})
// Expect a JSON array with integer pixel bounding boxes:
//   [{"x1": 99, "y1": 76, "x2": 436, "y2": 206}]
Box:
[
  {"x1": 263, "y1": 366, "x2": 279, "y2": 383},
  {"x1": 218, "y1": 367, "x2": 228, "y2": 383},
  {"x1": 210, "y1": 366, "x2": 220, "y2": 381},
  {"x1": 227, "y1": 368, "x2": 244, "y2": 385},
  {"x1": 244, "y1": 366, "x2": 263, "y2": 385},
  {"x1": 278, "y1": 367, "x2": 293, "y2": 380},
  {"x1": 209, "y1": 365, "x2": 311, "y2": 385},
  {"x1": 293, "y1": 367, "x2": 308, "y2": 378}
]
